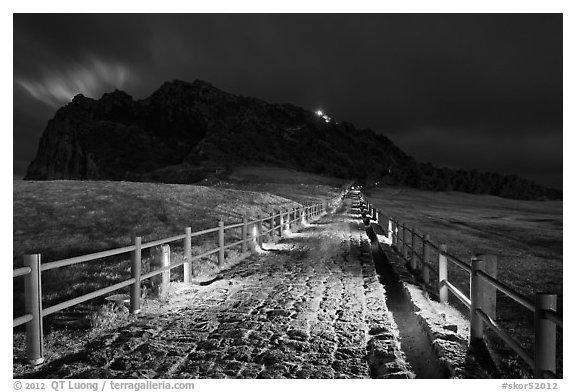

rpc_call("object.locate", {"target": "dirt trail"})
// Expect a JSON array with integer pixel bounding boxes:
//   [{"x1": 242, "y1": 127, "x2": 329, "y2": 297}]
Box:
[{"x1": 23, "y1": 197, "x2": 414, "y2": 379}]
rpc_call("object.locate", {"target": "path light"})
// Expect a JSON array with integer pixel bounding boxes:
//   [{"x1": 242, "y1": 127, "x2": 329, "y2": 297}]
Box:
[{"x1": 316, "y1": 110, "x2": 324, "y2": 116}]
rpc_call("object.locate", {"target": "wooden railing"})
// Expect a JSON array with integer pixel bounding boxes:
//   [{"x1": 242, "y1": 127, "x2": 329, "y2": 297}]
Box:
[
  {"x1": 13, "y1": 200, "x2": 329, "y2": 365},
  {"x1": 351, "y1": 190, "x2": 562, "y2": 379}
]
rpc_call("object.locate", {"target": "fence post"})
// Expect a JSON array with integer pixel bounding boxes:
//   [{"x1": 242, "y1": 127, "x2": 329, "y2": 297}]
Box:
[
  {"x1": 269, "y1": 212, "x2": 276, "y2": 241},
  {"x1": 402, "y1": 225, "x2": 409, "y2": 259},
  {"x1": 397, "y1": 222, "x2": 402, "y2": 253},
  {"x1": 248, "y1": 217, "x2": 258, "y2": 251},
  {"x1": 423, "y1": 234, "x2": 430, "y2": 285},
  {"x1": 388, "y1": 218, "x2": 393, "y2": 242},
  {"x1": 279, "y1": 210, "x2": 284, "y2": 237},
  {"x1": 410, "y1": 229, "x2": 417, "y2": 270},
  {"x1": 391, "y1": 219, "x2": 397, "y2": 248},
  {"x1": 160, "y1": 244, "x2": 170, "y2": 298},
  {"x1": 285, "y1": 209, "x2": 290, "y2": 233},
  {"x1": 477, "y1": 254, "x2": 497, "y2": 319},
  {"x1": 301, "y1": 206, "x2": 306, "y2": 224},
  {"x1": 130, "y1": 235, "x2": 142, "y2": 314},
  {"x1": 258, "y1": 214, "x2": 263, "y2": 247},
  {"x1": 439, "y1": 244, "x2": 448, "y2": 303},
  {"x1": 400, "y1": 223, "x2": 406, "y2": 255},
  {"x1": 218, "y1": 220, "x2": 225, "y2": 265},
  {"x1": 372, "y1": 206, "x2": 377, "y2": 221},
  {"x1": 470, "y1": 257, "x2": 485, "y2": 342},
  {"x1": 184, "y1": 227, "x2": 192, "y2": 283},
  {"x1": 241, "y1": 216, "x2": 248, "y2": 253},
  {"x1": 534, "y1": 293, "x2": 557, "y2": 378},
  {"x1": 23, "y1": 254, "x2": 44, "y2": 365}
]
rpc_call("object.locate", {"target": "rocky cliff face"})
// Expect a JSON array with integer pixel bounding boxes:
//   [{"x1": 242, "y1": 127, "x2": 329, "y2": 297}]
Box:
[
  {"x1": 25, "y1": 80, "x2": 411, "y2": 184},
  {"x1": 25, "y1": 79, "x2": 561, "y2": 200}
]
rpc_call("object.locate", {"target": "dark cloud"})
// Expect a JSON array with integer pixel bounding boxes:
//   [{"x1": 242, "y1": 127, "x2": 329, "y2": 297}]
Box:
[{"x1": 13, "y1": 13, "x2": 562, "y2": 188}]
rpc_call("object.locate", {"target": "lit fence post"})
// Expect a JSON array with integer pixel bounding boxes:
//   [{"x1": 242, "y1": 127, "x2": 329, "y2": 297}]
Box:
[
  {"x1": 284, "y1": 209, "x2": 290, "y2": 233},
  {"x1": 477, "y1": 254, "x2": 498, "y2": 319},
  {"x1": 422, "y1": 234, "x2": 431, "y2": 285},
  {"x1": 388, "y1": 218, "x2": 393, "y2": 243},
  {"x1": 160, "y1": 244, "x2": 170, "y2": 298},
  {"x1": 249, "y1": 217, "x2": 258, "y2": 251},
  {"x1": 279, "y1": 210, "x2": 284, "y2": 237},
  {"x1": 410, "y1": 229, "x2": 417, "y2": 270},
  {"x1": 258, "y1": 214, "x2": 263, "y2": 247},
  {"x1": 218, "y1": 220, "x2": 225, "y2": 265},
  {"x1": 241, "y1": 216, "x2": 248, "y2": 253},
  {"x1": 130, "y1": 235, "x2": 142, "y2": 314},
  {"x1": 439, "y1": 244, "x2": 448, "y2": 303},
  {"x1": 270, "y1": 212, "x2": 276, "y2": 241},
  {"x1": 184, "y1": 227, "x2": 192, "y2": 283},
  {"x1": 392, "y1": 219, "x2": 397, "y2": 248},
  {"x1": 534, "y1": 293, "x2": 557, "y2": 378},
  {"x1": 470, "y1": 257, "x2": 485, "y2": 343},
  {"x1": 301, "y1": 206, "x2": 306, "y2": 224},
  {"x1": 23, "y1": 254, "x2": 44, "y2": 365}
]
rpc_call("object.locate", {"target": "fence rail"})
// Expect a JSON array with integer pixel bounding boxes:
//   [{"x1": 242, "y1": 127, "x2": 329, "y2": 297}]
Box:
[
  {"x1": 353, "y1": 190, "x2": 562, "y2": 379},
  {"x1": 13, "y1": 199, "x2": 333, "y2": 365}
]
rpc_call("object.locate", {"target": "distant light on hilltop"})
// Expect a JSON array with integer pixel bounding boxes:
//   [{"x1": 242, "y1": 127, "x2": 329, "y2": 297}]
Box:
[{"x1": 315, "y1": 109, "x2": 331, "y2": 123}]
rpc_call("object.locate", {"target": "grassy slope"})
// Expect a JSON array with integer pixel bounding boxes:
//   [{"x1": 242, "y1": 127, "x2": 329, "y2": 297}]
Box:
[
  {"x1": 367, "y1": 186, "x2": 562, "y2": 376},
  {"x1": 220, "y1": 165, "x2": 349, "y2": 201},
  {"x1": 13, "y1": 179, "x2": 341, "y2": 311},
  {"x1": 228, "y1": 165, "x2": 347, "y2": 187},
  {"x1": 14, "y1": 178, "x2": 339, "y2": 264}
]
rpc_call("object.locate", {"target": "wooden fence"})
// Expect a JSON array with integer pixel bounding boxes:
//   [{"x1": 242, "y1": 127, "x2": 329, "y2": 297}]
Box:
[
  {"x1": 13, "y1": 200, "x2": 329, "y2": 365},
  {"x1": 353, "y1": 191, "x2": 562, "y2": 379}
]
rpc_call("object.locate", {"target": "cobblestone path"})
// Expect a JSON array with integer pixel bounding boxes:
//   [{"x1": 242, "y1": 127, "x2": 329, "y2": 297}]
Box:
[{"x1": 26, "y1": 198, "x2": 413, "y2": 379}]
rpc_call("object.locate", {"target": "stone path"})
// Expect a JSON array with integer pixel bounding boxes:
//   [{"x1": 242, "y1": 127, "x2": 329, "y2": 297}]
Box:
[{"x1": 24, "y1": 197, "x2": 413, "y2": 379}]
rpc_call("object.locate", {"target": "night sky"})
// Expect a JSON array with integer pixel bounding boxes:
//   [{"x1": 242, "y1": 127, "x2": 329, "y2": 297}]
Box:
[{"x1": 13, "y1": 14, "x2": 563, "y2": 188}]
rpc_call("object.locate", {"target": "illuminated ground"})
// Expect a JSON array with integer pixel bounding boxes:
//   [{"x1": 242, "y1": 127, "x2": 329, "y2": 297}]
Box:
[{"x1": 17, "y1": 197, "x2": 416, "y2": 379}]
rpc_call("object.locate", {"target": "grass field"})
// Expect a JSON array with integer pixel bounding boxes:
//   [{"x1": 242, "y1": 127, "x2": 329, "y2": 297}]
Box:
[
  {"x1": 13, "y1": 178, "x2": 341, "y2": 313},
  {"x1": 366, "y1": 186, "x2": 563, "y2": 377}
]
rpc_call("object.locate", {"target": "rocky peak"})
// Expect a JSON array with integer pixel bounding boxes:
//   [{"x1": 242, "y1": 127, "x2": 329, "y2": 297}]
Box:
[{"x1": 24, "y1": 79, "x2": 561, "y2": 200}]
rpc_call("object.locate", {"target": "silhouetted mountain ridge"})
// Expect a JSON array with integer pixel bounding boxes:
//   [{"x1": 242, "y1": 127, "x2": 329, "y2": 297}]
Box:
[{"x1": 25, "y1": 79, "x2": 561, "y2": 200}]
